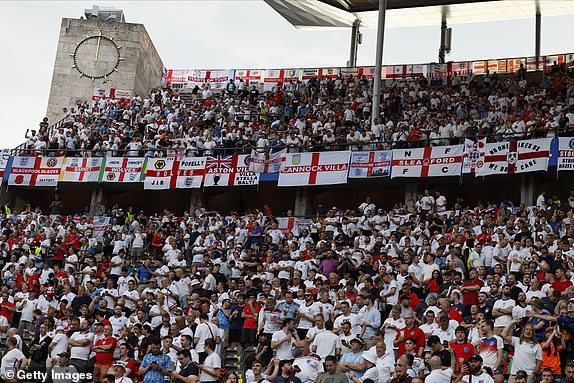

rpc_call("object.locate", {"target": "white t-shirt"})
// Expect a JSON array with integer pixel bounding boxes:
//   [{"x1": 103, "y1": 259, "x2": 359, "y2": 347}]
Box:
[
  {"x1": 462, "y1": 372, "x2": 495, "y2": 383},
  {"x1": 311, "y1": 331, "x2": 341, "y2": 361},
  {"x1": 493, "y1": 298, "x2": 515, "y2": 327},
  {"x1": 0, "y1": 348, "x2": 25, "y2": 378},
  {"x1": 382, "y1": 317, "x2": 405, "y2": 351},
  {"x1": 50, "y1": 333, "x2": 69, "y2": 359},
  {"x1": 425, "y1": 368, "x2": 453, "y2": 383},
  {"x1": 298, "y1": 303, "x2": 318, "y2": 329},
  {"x1": 360, "y1": 366, "x2": 379, "y2": 383},
  {"x1": 271, "y1": 330, "x2": 295, "y2": 361},
  {"x1": 478, "y1": 335, "x2": 504, "y2": 369},
  {"x1": 509, "y1": 337, "x2": 542, "y2": 374},
  {"x1": 334, "y1": 313, "x2": 361, "y2": 335},
  {"x1": 70, "y1": 331, "x2": 94, "y2": 360},
  {"x1": 110, "y1": 255, "x2": 123, "y2": 275},
  {"x1": 293, "y1": 354, "x2": 323, "y2": 383},
  {"x1": 194, "y1": 322, "x2": 218, "y2": 353},
  {"x1": 200, "y1": 352, "x2": 221, "y2": 382}
]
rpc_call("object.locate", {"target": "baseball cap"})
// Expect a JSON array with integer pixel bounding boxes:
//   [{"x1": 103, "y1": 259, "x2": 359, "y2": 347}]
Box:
[{"x1": 468, "y1": 355, "x2": 483, "y2": 362}]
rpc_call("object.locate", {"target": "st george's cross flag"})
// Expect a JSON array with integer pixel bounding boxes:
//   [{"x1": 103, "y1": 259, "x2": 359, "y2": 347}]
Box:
[
  {"x1": 390, "y1": 145, "x2": 463, "y2": 178},
  {"x1": 143, "y1": 157, "x2": 177, "y2": 190},
  {"x1": 348, "y1": 151, "x2": 392, "y2": 178},
  {"x1": 8, "y1": 156, "x2": 63, "y2": 187},
  {"x1": 175, "y1": 157, "x2": 206, "y2": 188},
  {"x1": 249, "y1": 149, "x2": 286, "y2": 173},
  {"x1": 58, "y1": 157, "x2": 103, "y2": 182},
  {"x1": 277, "y1": 151, "x2": 351, "y2": 187},
  {"x1": 98, "y1": 157, "x2": 145, "y2": 183},
  {"x1": 475, "y1": 138, "x2": 551, "y2": 176}
]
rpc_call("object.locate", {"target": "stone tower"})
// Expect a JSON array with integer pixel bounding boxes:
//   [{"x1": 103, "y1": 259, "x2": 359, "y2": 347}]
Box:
[{"x1": 46, "y1": 15, "x2": 164, "y2": 122}]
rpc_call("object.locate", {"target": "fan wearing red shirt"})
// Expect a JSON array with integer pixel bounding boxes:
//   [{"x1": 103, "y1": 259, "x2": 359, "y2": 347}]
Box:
[
  {"x1": 399, "y1": 283, "x2": 420, "y2": 310},
  {"x1": 0, "y1": 291, "x2": 15, "y2": 323},
  {"x1": 241, "y1": 295, "x2": 261, "y2": 346},
  {"x1": 450, "y1": 326, "x2": 475, "y2": 376},
  {"x1": 461, "y1": 268, "x2": 484, "y2": 312},
  {"x1": 552, "y1": 268, "x2": 573, "y2": 294},
  {"x1": 93, "y1": 325, "x2": 117, "y2": 383},
  {"x1": 394, "y1": 314, "x2": 425, "y2": 357},
  {"x1": 27, "y1": 268, "x2": 41, "y2": 295}
]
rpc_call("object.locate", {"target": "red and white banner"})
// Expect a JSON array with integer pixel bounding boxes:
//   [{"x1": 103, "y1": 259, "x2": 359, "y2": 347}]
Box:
[
  {"x1": 300, "y1": 68, "x2": 319, "y2": 82},
  {"x1": 8, "y1": 156, "x2": 63, "y2": 187},
  {"x1": 428, "y1": 63, "x2": 448, "y2": 78},
  {"x1": 92, "y1": 88, "x2": 132, "y2": 103},
  {"x1": 99, "y1": 157, "x2": 144, "y2": 183},
  {"x1": 359, "y1": 67, "x2": 377, "y2": 79},
  {"x1": 207, "y1": 70, "x2": 234, "y2": 90},
  {"x1": 144, "y1": 157, "x2": 176, "y2": 190},
  {"x1": 204, "y1": 155, "x2": 259, "y2": 187},
  {"x1": 476, "y1": 138, "x2": 551, "y2": 176},
  {"x1": 59, "y1": 157, "x2": 103, "y2": 182},
  {"x1": 277, "y1": 217, "x2": 313, "y2": 234},
  {"x1": 176, "y1": 157, "x2": 206, "y2": 188},
  {"x1": 318, "y1": 68, "x2": 339, "y2": 78},
  {"x1": 235, "y1": 69, "x2": 262, "y2": 86},
  {"x1": 278, "y1": 151, "x2": 351, "y2": 187},
  {"x1": 263, "y1": 69, "x2": 284, "y2": 91},
  {"x1": 249, "y1": 149, "x2": 286, "y2": 173},
  {"x1": 391, "y1": 145, "x2": 463, "y2": 178},
  {"x1": 462, "y1": 139, "x2": 486, "y2": 174},
  {"x1": 349, "y1": 151, "x2": 392, "y2": 178}
]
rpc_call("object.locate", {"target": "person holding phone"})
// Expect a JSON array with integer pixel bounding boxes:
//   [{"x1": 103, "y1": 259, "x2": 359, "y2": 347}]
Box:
[{"x1": 139, "y1": 340, "x2": 172, "y2": 383}]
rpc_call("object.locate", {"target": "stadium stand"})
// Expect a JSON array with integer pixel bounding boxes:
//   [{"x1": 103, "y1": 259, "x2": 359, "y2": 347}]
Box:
[{"x1": 2, "y1": 55, "x2": 574, "y2": 383}]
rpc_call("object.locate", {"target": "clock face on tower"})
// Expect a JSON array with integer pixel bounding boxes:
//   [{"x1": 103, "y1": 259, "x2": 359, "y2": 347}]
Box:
[{"x1": 72, "y1": 31, "x2": 122, "y2": 80}]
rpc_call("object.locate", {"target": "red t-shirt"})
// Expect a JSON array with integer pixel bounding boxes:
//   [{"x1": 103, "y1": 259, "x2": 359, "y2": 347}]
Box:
[
  {"x1": 242, "y1": 304, "x2": 261, "y2": 329},
  {"x1": 462, "y1": 279, "x2": 484, "y2": 306},
  {"x1": 396, "y1": 327, "x2": 425, "y2": 358},
  {"x1": 399, "y1": 292, "x2": 420, "y2": 310},
  {"x1": 450, "y1": 341, "x2": 475, "y2": 375},
  {"x1": 552, "y1": 280, "x2": 573, "y2": 292},
  {"x1": 95, "y1": 336, "x2": 117, "y2": 365},
  {"x1": 448, "y1": 309, "x2": 463, "y2": 324},
  {"x1": 28, "y1": 274, "x2": 40, "y2": 294},
  {"x1": 0, "y1": 301, "x2": 15, "y2": 322}
]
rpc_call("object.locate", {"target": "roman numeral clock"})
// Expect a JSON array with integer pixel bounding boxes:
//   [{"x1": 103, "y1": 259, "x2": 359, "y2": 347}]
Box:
[{"x1": 71, "y1": 31, "x2": 123, "y2": 80}]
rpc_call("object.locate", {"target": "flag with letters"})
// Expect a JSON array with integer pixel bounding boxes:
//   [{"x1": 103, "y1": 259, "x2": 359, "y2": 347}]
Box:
[
  {"x1": 476, "y1": 138, "x2": 551, "y2": 176},
  {"x1": 8, "y1": 156, "x2": 63, "y2": 187},
  {"x1": 98, "y1": 157, "x2": 144, "y2": 183},
  {"x1": 59, "y1": 157, "x2": 103, "y2": 182},
  {"x1": 391, "y1": 145, "x2": 463, "y2": 178}
]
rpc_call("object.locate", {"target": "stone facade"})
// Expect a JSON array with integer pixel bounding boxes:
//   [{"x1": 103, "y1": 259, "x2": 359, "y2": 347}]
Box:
[{"x1": 46, "y1": 18, "x2": 163, "y2": 123}]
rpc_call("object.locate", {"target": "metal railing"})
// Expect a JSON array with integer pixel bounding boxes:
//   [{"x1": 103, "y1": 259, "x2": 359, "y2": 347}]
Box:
[
  {"x1": 9, "y1": 128, "x2": 571, "y2": 157},
  {"x1": 13, "y1": 116, "x2": 67, "y2": 154}
]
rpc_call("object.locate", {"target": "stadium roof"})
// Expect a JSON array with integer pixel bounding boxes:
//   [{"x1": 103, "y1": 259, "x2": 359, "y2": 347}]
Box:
[{"x1": 265, "y1": 0, "x2": 574, "y2": 29}]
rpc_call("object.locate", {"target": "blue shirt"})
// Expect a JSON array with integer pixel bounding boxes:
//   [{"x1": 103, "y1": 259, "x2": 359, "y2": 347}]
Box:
[
  {"x1": 362, "y1": 306, "x2": 381, "y2": 338},
  {"x1": 277, "y1": 301, "x2": 300, "y2": 319},
  {"x1": 141, "y1": 353, "x2": 172, "y2": 383},
  {"x1": 138, "y1": 265, "x2": 154, "y2": 284},
  {"x1": 341, "y1": 352, "x2": 364, "y2": 382}
]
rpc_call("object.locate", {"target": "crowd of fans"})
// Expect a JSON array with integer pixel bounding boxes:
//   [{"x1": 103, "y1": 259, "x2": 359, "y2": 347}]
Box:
[
  {"x1": 0, "y1": 188, "x2": 574, "y2": 383},
  {"x1": 20, "y1": 62, "x2": 574, "y2": 158}
]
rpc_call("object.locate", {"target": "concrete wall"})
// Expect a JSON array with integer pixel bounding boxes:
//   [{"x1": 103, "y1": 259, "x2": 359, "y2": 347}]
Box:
[{"x1": 46, "y1": 18, "x2": 163, "y2": 123}]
